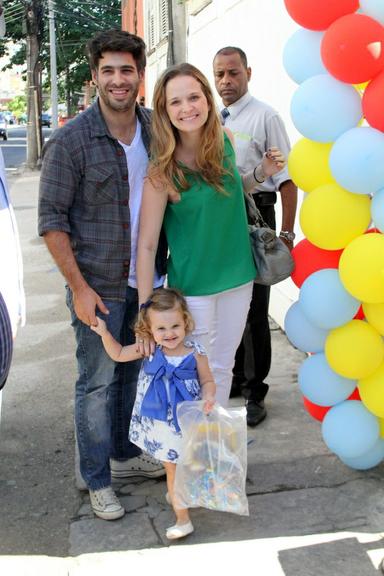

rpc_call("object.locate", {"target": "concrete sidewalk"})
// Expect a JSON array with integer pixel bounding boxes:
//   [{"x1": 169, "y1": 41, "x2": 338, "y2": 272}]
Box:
[{"x1": 0, "y1": 170, "x2": 383, "y2": 576}]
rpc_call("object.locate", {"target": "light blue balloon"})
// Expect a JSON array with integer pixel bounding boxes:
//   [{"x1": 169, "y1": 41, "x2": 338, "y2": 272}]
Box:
[
  {"x1": 340, "y1": 437, "x2": 384, "y2": 470},
  {"x1": 322, "y1": 400, "x2": 379, "y2": 459},
  {"x1": 299, "y1": 353, "x2": 356, "y2": 407},
  {"x1": 371, "y1": 188, "x2": 384, "y2": 232},
  {"x1": 330, "y1": 127, "x2": 384, "y2": 194},
  {"x1": 360, "y1": 0, "x2": 384, "y2": 25},
  {"x1": 284, "y1": 301, "x2": 328, "y2": 353},
  {"x1": 283, "y1": 29, "x2": 326, "y2": 84},
  {"x1": 290, "y1": 74, "x2": 362, "y2": 143},
  {"x1": 299, "y1": 269, "x2": 360, "y2": 330}
]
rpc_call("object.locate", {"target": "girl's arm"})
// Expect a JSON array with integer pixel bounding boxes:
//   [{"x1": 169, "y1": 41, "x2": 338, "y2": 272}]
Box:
[
  {"x1": 91, "y1": 318, "x2": 143, "y2": 362},
  {"x1": 195, "y1": 353, "x2": 216, "y2": 413}
]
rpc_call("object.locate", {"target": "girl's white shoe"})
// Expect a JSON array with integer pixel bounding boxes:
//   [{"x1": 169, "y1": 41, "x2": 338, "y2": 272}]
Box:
[{"x1": 166, "y1": 521, "x2": 194, "y2": 540}]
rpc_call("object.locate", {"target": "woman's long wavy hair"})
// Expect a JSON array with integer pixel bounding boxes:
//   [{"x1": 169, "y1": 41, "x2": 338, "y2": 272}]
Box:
[{"x1": 149, "y1": 63, "x2": 227, "y2": 193}]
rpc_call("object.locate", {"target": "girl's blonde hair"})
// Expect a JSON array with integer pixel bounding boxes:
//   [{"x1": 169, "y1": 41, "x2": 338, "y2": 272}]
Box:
[
  {"x1": 149, "y1": 62, "x2": 227, "y2": 193},
  {"x1": 135, "y1": 288, "x2": 195, "y2": 339}
]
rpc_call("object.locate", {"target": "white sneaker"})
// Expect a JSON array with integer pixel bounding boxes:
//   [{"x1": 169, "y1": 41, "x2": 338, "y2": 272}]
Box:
[
  {"x1": 89, "y1": 487, "x2": 125, "y2": 520},
  {"x1": 110, "y1": 454, "x2": 165, "y2": 479},
  {"x1": 166, "y1": 521, "x2": 194, "y2": 540}
]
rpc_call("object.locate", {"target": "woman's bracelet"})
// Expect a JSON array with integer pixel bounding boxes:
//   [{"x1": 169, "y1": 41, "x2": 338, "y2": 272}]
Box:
[{"x1": 254, "y1": 163, "x2": 265, "y2": 184}]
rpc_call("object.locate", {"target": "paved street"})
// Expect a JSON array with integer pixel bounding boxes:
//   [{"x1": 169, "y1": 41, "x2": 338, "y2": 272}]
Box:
[
  {"x1": 0, "y1": 125, "x2": 51, "y2": 171},
  {"x1": 0, "y1": 169, "x2": 383, "y2": 575}
]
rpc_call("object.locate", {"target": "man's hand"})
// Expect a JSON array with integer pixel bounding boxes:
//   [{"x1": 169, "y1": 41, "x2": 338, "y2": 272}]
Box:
[
  {"x1": 72, "y1": 284, "x2": 109, "y2": 326},
  {"x1": 279, "y1": 236, "x2": 294, "y2": 252}
]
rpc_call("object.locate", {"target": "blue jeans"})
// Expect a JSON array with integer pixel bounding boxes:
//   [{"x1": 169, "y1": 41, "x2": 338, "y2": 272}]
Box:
[{"x1": 66, "y1": 286, "x2": 142, "y2": 490}]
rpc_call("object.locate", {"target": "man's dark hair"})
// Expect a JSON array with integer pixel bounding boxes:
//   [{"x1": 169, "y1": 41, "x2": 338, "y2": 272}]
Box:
[
  {"x1": 214, "y1": 46, "x2": 248, "y2": 68},
  {"x1": 86, "y1": 29, "x2": 147, "y2": 72}
]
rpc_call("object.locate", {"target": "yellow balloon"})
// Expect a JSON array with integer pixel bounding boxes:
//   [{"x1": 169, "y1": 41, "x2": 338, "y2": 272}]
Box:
[
  {"x1": 354, "y1": 81, "x2": 369, "y2": 93},
  {"x1": 299, "y1": 183, "x2": 371, "y2": 250},
  {"x1": 380, "y1": 418, "x2": 384, "y2": 438},
  {"x1": 325, "y1": 320, "x2": 384, "y2": 379},
  {"x1": 339, "y1": 233, "x2": 384, "y2": 303},
  {"x1": 288, "y1": 138, "x2": 335, "y2": 193},
  {"x1": 363, "y1": 301, "x2": 384, "y2": 335},
  {"x1": 358, "y1": 362, "x2": 384, "y2": 418}
]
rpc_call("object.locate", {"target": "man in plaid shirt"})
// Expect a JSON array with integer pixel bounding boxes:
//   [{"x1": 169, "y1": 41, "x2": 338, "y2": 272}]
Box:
[{"x1": 39, "y1": 29, "x2": 166, "y2": 520}]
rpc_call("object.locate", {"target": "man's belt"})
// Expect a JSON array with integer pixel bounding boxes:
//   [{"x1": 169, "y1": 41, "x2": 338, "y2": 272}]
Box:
[{"x1": 253, "y1": 191, "x2": 277, "y2": 207}]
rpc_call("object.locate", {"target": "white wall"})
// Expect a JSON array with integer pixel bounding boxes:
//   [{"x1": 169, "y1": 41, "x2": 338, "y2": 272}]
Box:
[{"x1": 145, "y1": 0, "x2": 304, "y2": 326}]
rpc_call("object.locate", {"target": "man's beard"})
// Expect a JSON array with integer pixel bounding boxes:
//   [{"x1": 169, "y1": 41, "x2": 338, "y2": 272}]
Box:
[{"x1": 98, "y1": 84, "x2": 139, "y2": 112}]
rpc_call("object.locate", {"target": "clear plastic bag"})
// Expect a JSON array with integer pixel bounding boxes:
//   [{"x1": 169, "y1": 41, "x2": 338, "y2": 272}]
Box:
[{"x1": 174, "y1": 401, "x2": 249, "y2": 516}]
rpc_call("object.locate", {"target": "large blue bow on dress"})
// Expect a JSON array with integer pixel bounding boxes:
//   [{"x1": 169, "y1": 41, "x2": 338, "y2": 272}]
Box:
[{"x1": 140, "y1": 347, "x2": 198, "y2": 432}]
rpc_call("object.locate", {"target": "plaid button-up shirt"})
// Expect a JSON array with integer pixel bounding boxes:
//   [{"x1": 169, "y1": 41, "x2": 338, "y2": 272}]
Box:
[{"x1": 38, "y1": 100, "x2": 166, "y2": 301}]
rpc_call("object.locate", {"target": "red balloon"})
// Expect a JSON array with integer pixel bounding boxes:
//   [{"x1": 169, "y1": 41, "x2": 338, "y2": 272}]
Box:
[
  {"x1": 284, "y1": 0, "x2": 359, "y2": 31},
  {"x1": 363, "y1": 70, "x2": 384, "y2": 131},
  {"x1": 354, "y1": 305, "x2": 365, "y2": 320},
  {"x1": 321, "y1": 14, "x2": 384, "y2": 83},
  {"x1": 291, "y1": 239, "x2": 343, "y2": 288},
  {"x1": 303, "y1": 396, "x2": 331, "y2": 422},
  {"x1": 348, "y1": 388, "x2": 361, "y2": 401}
]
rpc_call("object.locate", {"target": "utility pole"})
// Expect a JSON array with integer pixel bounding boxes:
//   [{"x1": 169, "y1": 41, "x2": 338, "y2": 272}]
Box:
[
  {"x1": 25, "y1": 0, "x2": 44, "y2": 169},
  {"x1": 48, "y1": 0, "x2": 58, "y2": 130},
  {"x1": 0, "y1": 2, "x2": 6, "y2": 39},
  {"x1": 168, "y1": 1, "x2": 187, "y2": 66}
]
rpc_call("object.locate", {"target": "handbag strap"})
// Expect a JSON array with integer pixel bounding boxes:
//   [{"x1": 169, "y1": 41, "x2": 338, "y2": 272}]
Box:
[{"x1": 243, "y1": 191, "x2": 269, "y2": 228}]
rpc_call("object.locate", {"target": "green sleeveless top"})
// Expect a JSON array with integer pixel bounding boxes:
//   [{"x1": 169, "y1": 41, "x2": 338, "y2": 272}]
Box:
[{"x1": 163, "y1": 133, "x2": 256, "y2": 296}]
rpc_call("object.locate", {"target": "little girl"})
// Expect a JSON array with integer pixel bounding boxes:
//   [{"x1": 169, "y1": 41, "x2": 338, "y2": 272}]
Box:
[{"x1": 91, "y1": 287, "x2": 216, "y2": 540}]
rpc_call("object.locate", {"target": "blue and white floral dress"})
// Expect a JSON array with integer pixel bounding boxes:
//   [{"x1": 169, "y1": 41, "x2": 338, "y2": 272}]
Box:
[{"x1": 129, "y1": 340, "x2": 205, "y2": 463}]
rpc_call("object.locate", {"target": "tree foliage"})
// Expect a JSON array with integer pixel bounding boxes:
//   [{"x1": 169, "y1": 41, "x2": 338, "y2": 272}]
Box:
[
  {"x1": 7, "y1": 95, "x2": 27, "y2": 117},
  {"x1": 1, "y1": 0, "x2": 121, "y2": 102}
]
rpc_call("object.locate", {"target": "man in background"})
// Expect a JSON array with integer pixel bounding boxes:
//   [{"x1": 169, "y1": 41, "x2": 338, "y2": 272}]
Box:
[{"x1": 213, "y1": 46, "x2": 297, "y2": 427}]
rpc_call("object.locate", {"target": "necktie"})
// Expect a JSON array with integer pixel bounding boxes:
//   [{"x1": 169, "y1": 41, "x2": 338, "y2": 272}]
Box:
[{"x1": 221, "y1": 108, "x2": 230, "y2": 125}]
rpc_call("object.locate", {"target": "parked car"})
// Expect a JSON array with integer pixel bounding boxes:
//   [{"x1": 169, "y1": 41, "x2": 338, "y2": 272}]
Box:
[
  {"x1": 41, "y1": 113, "x2": 51, "y2": 127},
  {"x1": 0, "y1": 113, "x2": 8, "y2": 140}
]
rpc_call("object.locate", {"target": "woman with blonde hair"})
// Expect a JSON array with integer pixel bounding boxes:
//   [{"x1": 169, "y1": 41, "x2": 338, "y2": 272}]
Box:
[{"x1": 136, "y1": 63, "x2": 285, "y2": 405}]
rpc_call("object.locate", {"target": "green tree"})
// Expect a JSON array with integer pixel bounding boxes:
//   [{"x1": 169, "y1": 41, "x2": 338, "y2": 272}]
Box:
[
  {"x1": 7, "y1": 95, "x2": 27, "y2": 119},
  {"x1": 1, "y1": 0, "x2": 121, "y2": 165}
]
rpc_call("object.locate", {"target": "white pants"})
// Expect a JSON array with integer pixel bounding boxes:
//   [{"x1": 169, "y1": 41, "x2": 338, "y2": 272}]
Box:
[{"x1": 186, "y1": 281, "x2": 253, "y2": 406}]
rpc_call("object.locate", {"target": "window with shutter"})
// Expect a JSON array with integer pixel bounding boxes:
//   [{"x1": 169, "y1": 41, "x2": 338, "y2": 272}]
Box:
[{"x1": 159, "y1": 0, "x2": 169, "y2": 40}]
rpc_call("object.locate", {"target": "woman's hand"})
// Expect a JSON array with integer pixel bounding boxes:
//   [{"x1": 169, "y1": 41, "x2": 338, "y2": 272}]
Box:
[
  {"x1": 261, "y1": 146, "x2": 286, "y2": 178},
  {"x1": 135, "y1": 334, "x2": 156, "y2": 357}
]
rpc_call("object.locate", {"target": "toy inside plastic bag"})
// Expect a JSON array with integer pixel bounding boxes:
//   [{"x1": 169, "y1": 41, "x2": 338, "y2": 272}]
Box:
[{"x1": 174, "y1": 401, "x2": 249, "y2": 516}]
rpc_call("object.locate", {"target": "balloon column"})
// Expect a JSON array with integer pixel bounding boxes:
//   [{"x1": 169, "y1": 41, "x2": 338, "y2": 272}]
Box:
[{"x1": 283, "y1": 0, "x2": 384, "y2": 470}]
